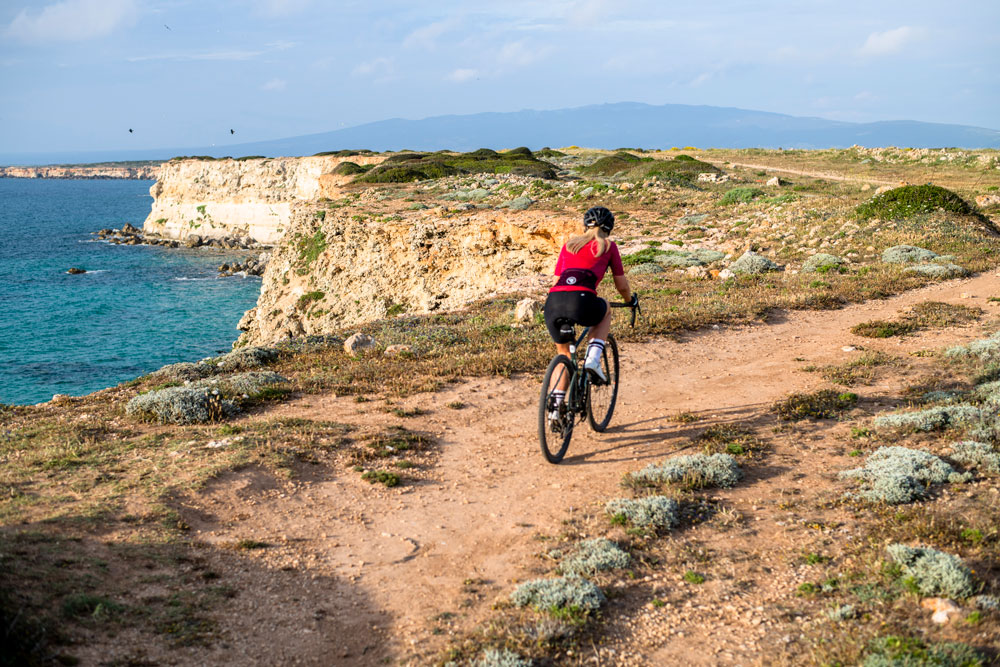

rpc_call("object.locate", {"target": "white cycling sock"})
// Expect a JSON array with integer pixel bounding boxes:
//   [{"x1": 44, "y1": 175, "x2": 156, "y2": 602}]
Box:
[
  {"x1": 586, "y1": 339, "x2": 605, "y2": 365},
  {"x1": 551, "y1": 390, "x2": 565, "y2": 405}
]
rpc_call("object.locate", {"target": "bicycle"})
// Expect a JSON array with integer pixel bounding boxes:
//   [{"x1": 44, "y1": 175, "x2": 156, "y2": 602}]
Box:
[{"x1": 538, "y1": 298, "x2": 640, "y2": 464}]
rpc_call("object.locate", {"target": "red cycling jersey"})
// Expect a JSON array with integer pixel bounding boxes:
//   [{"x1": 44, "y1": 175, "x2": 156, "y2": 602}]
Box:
[{"x1": 550, "y1": 240, "x2": 625, "y2": 294}]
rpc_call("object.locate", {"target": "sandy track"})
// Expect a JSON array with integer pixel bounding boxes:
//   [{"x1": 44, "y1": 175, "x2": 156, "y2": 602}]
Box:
[{"x1": 178, "y1": 269, "x2": 1000, "y2": 665}]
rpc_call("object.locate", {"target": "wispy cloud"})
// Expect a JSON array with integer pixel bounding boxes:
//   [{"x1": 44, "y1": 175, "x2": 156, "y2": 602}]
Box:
[
  {"x1": 261, "y1": 78, "x2": 286, "y2": 91},
  {"x1": 127, "y1": 50, "x2": 266, "y2": 62},
  {"x1": 403, "y1": 18, "x2": 459, "y2": 50},
  {"x1": 352, "y1": 57, "x2": 393, "y2": 78},
  {"x1": 447, "y1": 68, "x2": 478, "y2": 83},
  {"x1": 859, "y1": 26, "x2": 924, "y2": 56},
  {"x1": 497, "y1": 40, "x2": 552, "y2": 67},
  {"x1": 250, "y1": 0, "x2": 314, "y2": 17},
  {"x1": 5, "y1": 0, "x2": 137, "y2": 43}
]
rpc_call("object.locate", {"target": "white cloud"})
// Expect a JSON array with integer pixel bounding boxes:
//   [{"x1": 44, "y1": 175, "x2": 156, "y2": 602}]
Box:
[
  {"x1": 352, "y1": 57, "x2": 393, "y2": 77},
  {"x1": 251, "y1": 0, "x2": 313, "y2": 17},
  {"x1": 261, "y1": 78, "x2": 286, "y2": 91},
  {"x1": 403, "y1": 19, "x2": 458, "y2": 50},
  {"x1": 5, "y1": 0, "x2": 137, "y2": 43},
  {"x1": 859, "y1": 26, "x2": 924, "y2": 57},
  {"x1": 447, "y1": 68, "x2": 478, "y2": 83},
  {"x1": 497, "y1": 40, "x2": 552, "y2": 67}
]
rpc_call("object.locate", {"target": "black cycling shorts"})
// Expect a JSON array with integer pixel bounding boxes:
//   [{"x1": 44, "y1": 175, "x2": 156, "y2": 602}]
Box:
[{"x1": 543, "y1": 291, "x2": 608, "y2": 343}]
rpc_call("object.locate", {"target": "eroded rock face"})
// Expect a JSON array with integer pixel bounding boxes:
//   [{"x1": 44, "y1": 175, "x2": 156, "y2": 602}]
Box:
[
  {"x1": 142, "y1": 155, "x2": 383, "y2": 245},
  {"x1": 237, "y1": 206, "x2": 573, "y2": 345}
]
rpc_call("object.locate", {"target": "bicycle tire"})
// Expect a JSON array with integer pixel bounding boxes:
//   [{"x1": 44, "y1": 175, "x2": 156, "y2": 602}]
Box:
[
  {"x1": 586, "y1": 334, "x2": 619, "y2": 432},
  {"x1": 538, "y1": 354, "x2": 576, "y2": 464}
]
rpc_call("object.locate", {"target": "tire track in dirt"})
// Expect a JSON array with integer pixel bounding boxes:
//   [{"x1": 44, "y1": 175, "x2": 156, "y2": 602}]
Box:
[{"x1": 185, "y1": 270, "x2": 1000, "y2": 665}]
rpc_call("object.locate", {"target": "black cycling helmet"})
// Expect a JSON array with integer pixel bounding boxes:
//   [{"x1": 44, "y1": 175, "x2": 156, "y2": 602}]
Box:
[{"x1": 583, "y1": 206, "x2": 615, "y2": 233}]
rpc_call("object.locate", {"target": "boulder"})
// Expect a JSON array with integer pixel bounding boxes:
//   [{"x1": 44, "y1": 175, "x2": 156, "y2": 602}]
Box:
[
  {"x1": 766, "y1": 176, "x2": 781, "y2": 186},
  {"x1": 728, "y1": 251, "x2": 783, "y2": 275},
  {"x1": 344, "y1": 332, "x2": 377, "y2": 355},
  {"x1": 185, "y1": 235, "x2": 203, "y2": 248},
  {"x1": 383, "y1": 344, "x2": 413, "y2": 358},
  {"x1": 122, "y1": 223, "x2": 140, "y2": 235},
  {"x1": 904, "y1": 263, "x2": 968, "y2": 278},
  {"x1": 66, "y1": 267, "x2": 86, "y2": 274},
  {"x1": 801, "y1": 253, "x2": 845, "y2": 273},
  {"x1": 976, "y1": 194, "x2": 1000, "y2": 207},
  {"x1": 501, "y1": 196, "x2": 534, "y2": 211},
  {"x1": 882, "y1": 245, "x2": 938, "y2": 264},
  {"x1": 514, "y1": 298, "x2": 541, "y2": 322}
]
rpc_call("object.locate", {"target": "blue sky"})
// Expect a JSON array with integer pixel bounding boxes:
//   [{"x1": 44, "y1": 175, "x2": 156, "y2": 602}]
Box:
[{"x1": 1, "y1": 0, "x2": 997, "y2": 154}]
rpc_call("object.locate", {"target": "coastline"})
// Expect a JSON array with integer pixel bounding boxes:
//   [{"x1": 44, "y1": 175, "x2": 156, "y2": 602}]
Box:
[{"x1": 0, "y1": 163, "x2": 161, "y2": 180}]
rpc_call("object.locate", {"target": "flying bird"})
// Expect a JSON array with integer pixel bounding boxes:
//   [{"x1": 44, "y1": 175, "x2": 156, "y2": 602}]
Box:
[
  {"x1": 230, "y1": 129, "x2": 235, "y2": 135},
  {"x1": 129, "y1": 128, "x2": 133, "y2": 133},
  {"x1": 164, "y1": 24, "x2": 171, "y2": 30}
]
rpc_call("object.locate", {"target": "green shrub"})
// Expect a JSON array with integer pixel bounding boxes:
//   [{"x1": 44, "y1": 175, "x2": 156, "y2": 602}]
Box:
[
  {"x1": 720, "y1": 187, "x2": 764, "y2": 205},
  {"x1": 885, "y1": 544, "x2": 975, "y2": 598},
  {"x1": 627, "y1": 453, "x2": 742, "y2": 489},
  {"x1": 356, "y1": 149, "x2": 555, "y2": 183},
  {"x1": 295, "y1": 229, "x2": 328, "y2": 274},
  {"x1": 559, "y1": 538, "x2": 630, "y2": 576},
  {"x1": 862, "y1": 636, "x2": 983, "y2": 667},
  {"x1": 774, "y1": 389, "x2": 857, "y2": 420},
  {"x1": 510, "y1": 576, "x2": 605, "y2": 613},
  {"x1": 125, "y1": 371, "x2": 286, "y2": 424},
  {"x1": 622, "y1": 247, "x2": 666, "y2": 266},
  {"x1": 214, "y1": 346, "x2": 279, "y2": 372},
  {"x1": 856, "y1": 185, "x2": 975, "y2": 221},
  {"x1": 801, "y1": 253, "x2": 845, "y2": 273},
  {"x1": 297, "y1": 291, "x2": 325, "y2": 309},
  {"x1": 361, "y1": 469, "x2": 400, "y2": 487},
  {"x1": 578, "y1": 151, "x2": 642, "y2": 176},
  {"x1": 604, "y1": 496, "x2": 678, "y2": 529},
  {"x1": 332, "y1": 161, "x2": 368, "y2": 176},
  {"x1": 852, "y1": 320, "x2": 917, "y2": 338},
  {"x1": 729, "y1": 251, "x2": 782, "y2": 274}
]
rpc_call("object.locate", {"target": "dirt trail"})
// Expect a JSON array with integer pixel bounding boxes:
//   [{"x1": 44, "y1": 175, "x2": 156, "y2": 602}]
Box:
[
  {"x1": 702, "y1": 159, "x2": 901, "y2": 186},
  {"x1": 182, "y1": 270, "x2": 1000, "y2": 665}
]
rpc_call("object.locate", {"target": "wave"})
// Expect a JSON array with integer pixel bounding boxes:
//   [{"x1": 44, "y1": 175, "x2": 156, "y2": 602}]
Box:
[{"x1": 172, "y1": 276, "x2": 214, "y2": 282}]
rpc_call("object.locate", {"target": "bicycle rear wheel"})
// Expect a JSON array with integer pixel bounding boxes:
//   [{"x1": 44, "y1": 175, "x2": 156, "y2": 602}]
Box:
[
  {"x1": 586, "y1": 334, "x2": 619, "y2": 432},
  {"x1": 538, "y1": 354, "x2": 576, "y2": 464}
]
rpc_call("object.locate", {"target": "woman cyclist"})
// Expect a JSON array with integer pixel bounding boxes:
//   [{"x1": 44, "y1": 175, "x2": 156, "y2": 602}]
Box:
[{"x1": 543, "y1": 206, "x2": 635, "y2": 406}]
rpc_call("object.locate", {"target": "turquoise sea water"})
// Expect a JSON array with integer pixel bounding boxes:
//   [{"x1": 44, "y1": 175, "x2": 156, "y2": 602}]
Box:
[{"x1": 0, "y1": 178, "x2": 261, "y2": 405}]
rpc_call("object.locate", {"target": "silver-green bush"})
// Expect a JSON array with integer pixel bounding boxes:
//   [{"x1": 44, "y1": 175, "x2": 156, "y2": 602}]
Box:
[
  {"x1": 654, "y1": 249, "x2": 726, "y2": 268},
  {"x1": 873, "y1": 405, "x2": 983, "y2": 432},
  {"x1": 471, "y1": 648, "x2": 532, "y2": 667},
  {"x1": 950, "y1": 441, "x2": 1000, "y2": 473},
  {"x1": 605, "y1": 496, "x2": 678, "y2": 529},
  {"x1": 559, "y1": 538, "x2": 630, "y2": 576},
  {"x1": 126, "y1": 385, "x2": 236, "y2": 424},
  {"x1": 802, "y1": 253, "x2": 845, "y2": 273},
  {"x1": 945, "y1": 333, "x2": 1000, "y2": 363},
  {"x1": 510, "y1": 576, "x2": 605, "y2": 612},
  {"x1": 151, "y1": 361, "x2": 216, "y2": 382},
  {"x1": 839, "y1": 446, "x2": 969, "y2": 504},
  {"x1": 886, "y1": 544, "x2": 975, "y2": 599},
  {"x1": 627, "y1": 453, "x2": 742, "y2": 488},
  {"x1": 729, "y1": 251, "x2": 782, "y2": 275},
  {"x1": 628, "y1": 262, "x2": 665, "y2": 275},
  {"x1": 215, "y1": 346, "x2": 279, "y2": 372},
  {"x1": 903, "y1": 263, "x2": 967, "y2": 278},
  {"x1": 126, "y1": 371, "x2": 286, "y2": 424},
  {"x1": 881, "y1": 245, "x2": 939, "y2": 264}
]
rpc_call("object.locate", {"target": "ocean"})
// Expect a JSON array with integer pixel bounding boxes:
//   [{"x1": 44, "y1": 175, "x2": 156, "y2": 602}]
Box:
[{"x1": 0, "y1": 178, "x2": 262, "y2": 405}]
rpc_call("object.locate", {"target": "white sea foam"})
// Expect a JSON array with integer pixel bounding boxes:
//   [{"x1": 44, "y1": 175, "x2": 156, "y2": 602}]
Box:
[{"x1": 172, "y1": 276, "x2": 214, "y2": 282}]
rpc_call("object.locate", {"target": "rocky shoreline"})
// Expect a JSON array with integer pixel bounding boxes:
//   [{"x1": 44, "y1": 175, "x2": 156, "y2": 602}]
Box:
[{"x1": 92, "y1": 224, "x2": 271, "y2": 276}]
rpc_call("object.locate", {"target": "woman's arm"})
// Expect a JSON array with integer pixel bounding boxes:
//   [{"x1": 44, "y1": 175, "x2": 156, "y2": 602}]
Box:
[{"x1": 613, "y1": 274, "x2": 631, "y2": 302}]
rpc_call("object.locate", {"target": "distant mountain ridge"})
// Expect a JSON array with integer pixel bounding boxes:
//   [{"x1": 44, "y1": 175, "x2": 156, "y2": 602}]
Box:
[{"x1": 4, "y1": 102, "x2": 998, "y2": 166}]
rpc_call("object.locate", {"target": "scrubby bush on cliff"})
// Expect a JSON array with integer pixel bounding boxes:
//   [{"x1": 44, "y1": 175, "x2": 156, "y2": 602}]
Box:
[
  {"x1": 578, "y1": 152, "x2": 719, "y2": 183},
  {"x1": 510, "y1": 576, "x2": 605, "y2": 614},
  {"x1": 152, "y1": 361, "x2": 216, "y2": 383},
  {"x1": 720, "y1": 187, "x2": 764, "y2": 205},
  {"x1": 214, "y1": 346, "x2": 279, "y2": 372},
  {"x1": 950, "y1": 441, "x2": 1000, "y2": 473},
  {"x1": 886, "y1": 544, "x2": 975, "y2": 599},
  {"x1": 873, "y1": 405, "x2": 983, "y2": 432},
  {"x1": 558, "y1": 538, "x2": 630, "y2": 576},
  {"x1": 355, "y1": 149, "x2": 556, "y2": 183},
  {"x1": 627, "y1": 453, "x2": 742, "y2": 489},
  {"x1": 839, "y1": 446, "x2": 969, "y2": 504},
  {"x1": 855, "y1": 185, "x2": 975, "y2": 221},
  {"x1": 331, "y1": 161, "x2": 369, "y2": 176},
  {"x1": 126, "y1": 371, "x2": 286, "y2": 424},
  {"x1": 946, "y1": 332, "x2": 1000, "y2": 364},
  {"x1": 605, "y1": 496, "x2": 678, "y2": 529}
]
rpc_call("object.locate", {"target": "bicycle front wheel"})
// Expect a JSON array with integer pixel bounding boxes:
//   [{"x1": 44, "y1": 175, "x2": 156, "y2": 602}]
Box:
[
  {"x1": 587, "y1": 334, "x2": 619, "y2": 432},
  {"x1": 538, "y1": 354, "x2": 576, "y2": 464}
]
